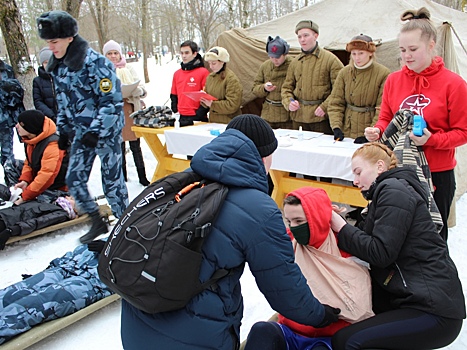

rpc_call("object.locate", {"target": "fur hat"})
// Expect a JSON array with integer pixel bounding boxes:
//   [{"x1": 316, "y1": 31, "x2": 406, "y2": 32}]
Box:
[
  {"x1": 204, "y1": 47, "x2": 230, "y2": 63},
  {"x1": 346, "y1": 34, "x2": 376, "y2": 53},
  {"x1": 295, "y1": 20, "x2": 319, "y2": 34},
  {"x1": 103, "y1": 40, "x2": 122, "y2": 56},
  {"x1": 18, "y1": 110, "x2": 45, "y2": 136},
  {"x1": 38, "y1": 47, "x2": 53, "y2": 65},
  {"x1": 226, "y1": 114, "x2": 278, "y2": 157},
  {"x1": 37, "y1": 10, "x2": 78, "y2": 40},
  {"x1": 266, "y1": 36, "x2": 290, "y2": 58}
]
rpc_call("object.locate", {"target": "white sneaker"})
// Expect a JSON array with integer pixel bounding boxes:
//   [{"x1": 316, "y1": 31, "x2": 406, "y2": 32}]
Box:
[{"x1": 9, "y1": 187, "x2": 22, "y2": 203}]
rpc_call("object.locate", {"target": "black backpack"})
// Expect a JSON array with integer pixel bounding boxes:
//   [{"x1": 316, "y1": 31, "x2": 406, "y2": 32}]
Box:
[{"x1": 98, "y1": 171, "x2": 229, "y2": 314}]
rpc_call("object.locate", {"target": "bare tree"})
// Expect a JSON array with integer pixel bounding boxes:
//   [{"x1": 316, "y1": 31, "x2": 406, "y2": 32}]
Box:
[
  {"x1": 86, "y1": 0, "x2": 109, "y2": 50},
  {"x1": 187, "y1": 0, "x2": 224, "y2": 49},
  {"x1": 61, "y1": 0, "x2": 83, "y2": 18},
  {"x1": 141, "y1": 0, "x2": 149, "y2": 82},
  {"x1": 0, "y1": 0, "x2": 35, "y2": 109}
]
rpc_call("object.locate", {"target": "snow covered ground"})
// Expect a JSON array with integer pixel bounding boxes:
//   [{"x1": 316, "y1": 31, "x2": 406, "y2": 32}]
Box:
[{"x1": 1, "y1": 55, "x2": 466, "y2": 349}]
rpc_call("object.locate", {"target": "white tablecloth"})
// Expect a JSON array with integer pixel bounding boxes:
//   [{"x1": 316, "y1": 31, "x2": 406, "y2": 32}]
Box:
[{"x1": 164, "y1": 124, "x2": 361, "y2": 182}]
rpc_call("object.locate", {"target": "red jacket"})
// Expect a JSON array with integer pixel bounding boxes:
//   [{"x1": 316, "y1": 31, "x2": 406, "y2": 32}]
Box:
[
  {"x1": 19, "y1": 117, "x2": 68, "y2": 201},
  {"x1": 375, "y1": 57, "x2": 467, "y2": 172},
  {"x1": 171, "y1": 66, "x2": 210, "y2": 116},
  {"x1": 279, "y1": 187, "x2": 350, "y2": 337}
]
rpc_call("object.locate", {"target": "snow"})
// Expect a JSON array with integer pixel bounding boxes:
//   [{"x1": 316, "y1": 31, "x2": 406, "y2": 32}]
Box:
[{"x1": 2, "y1": 55, "x2": 466, "y2": 349}]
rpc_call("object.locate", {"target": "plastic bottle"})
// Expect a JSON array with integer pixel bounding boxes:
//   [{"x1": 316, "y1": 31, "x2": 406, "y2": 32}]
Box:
[
  {"x1": 174, "y1": 112, "x2": 180, "y2": 129},
  {"x1": 297, "y1": 126, "x2": 304, "y2": 141}
]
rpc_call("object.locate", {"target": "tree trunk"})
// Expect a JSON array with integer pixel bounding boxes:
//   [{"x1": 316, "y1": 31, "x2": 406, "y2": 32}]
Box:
[
  {"x1": 0, "y1": 0, "x2": 35, "y2": 109},
  {"x1": 61, "y1": 0, "x2": 83, "y2": 18},
  {"x1": 141, "y1": 0, "x2": 149, "y2": 83}
]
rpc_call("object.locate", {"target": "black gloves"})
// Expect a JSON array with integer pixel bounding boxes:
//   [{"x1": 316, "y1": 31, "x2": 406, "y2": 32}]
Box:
[
  {"x1": 58, "y1": 134, "x2": 70, "y2": 150},
  {"x1": 82, "y1": 132, "x2": 99, "y2": 148},
  {"x1": 87, "y1": 239, "x2": 106, "y2": 253},
  {"x1": 354, "y1": 136, "x2": 368, "y2": 144},
  {"x1": 315, "y1": 304, "x2": 341, "y2": 328},
  {"x1": 195, "y1": 105, "x2": 210, "y2": 122},
  {"x1": 333, "y1": 128, "x2": 344, "y2": 141}
]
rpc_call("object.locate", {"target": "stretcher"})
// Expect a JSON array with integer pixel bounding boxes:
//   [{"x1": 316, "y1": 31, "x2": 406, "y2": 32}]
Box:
[{"x1": 6, "y1": 204, "x2": 112, "y2": 245}]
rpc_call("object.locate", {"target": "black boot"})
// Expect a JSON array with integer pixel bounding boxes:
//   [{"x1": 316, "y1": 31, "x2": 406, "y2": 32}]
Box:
[
  {"x1": 121, "y1": 142, "x2": 128, "y2": 182},
  {"x1": 0, "y1": 228, "x2": 12, "y2": 250},
  {"x1": 137, "y1": 167, "x2": 150, "y2": 186},
  {"x1": 79, "y1": 211, "x2": 109, "y2": 244}
]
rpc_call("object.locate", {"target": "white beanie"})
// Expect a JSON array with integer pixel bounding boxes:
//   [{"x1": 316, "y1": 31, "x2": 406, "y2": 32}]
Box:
[{"x1": 103, "y1": 40, "x2": 122, "y2": 56}]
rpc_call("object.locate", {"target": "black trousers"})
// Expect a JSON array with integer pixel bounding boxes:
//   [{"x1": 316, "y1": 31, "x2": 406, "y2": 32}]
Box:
[
  {"x1": 432, "y1": 169, "x2": 455, "y2": 241},
  {"x1": 332, "y1": 308, "x2": 462, "y2": 350}
]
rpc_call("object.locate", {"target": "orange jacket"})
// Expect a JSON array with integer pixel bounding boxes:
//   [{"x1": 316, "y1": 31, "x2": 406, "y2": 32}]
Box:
[{"x1": 19, "y1": 117, "x2": 68, "y2": 201}]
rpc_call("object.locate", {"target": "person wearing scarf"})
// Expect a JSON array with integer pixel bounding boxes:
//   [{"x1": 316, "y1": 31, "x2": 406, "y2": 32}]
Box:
[{"x1": 364, "y1": 7, "x2": 467, "y2": 241}]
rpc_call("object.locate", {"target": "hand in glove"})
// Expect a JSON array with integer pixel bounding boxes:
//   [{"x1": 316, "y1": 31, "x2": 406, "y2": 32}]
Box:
[
  {"x1": 81, "y1": 132, "x2": 99, "y2": 148},
  {"x1": 132, "y1": 87, "x2": 144, "y2": 97},
  {"x1": 314, "y1": 304, "x2": 341, "y2": 328},
  {"x1": 58, "y1": 134, "x2": 70, "y2": 150},
  {"x1": 87, "y1": 239, "x2": 106, "y2": 253},
  {"x1": 333, "y1": 128, "x2": 344, "y2": 141},
  {"x1": 354, "y1": 136, "x2": 368, "y2": 144}
]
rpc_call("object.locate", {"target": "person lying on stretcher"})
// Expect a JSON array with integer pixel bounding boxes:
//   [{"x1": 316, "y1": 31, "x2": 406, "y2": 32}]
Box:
[{"x1": 0, "y1": 184, "x2": 77, "y2": 250}]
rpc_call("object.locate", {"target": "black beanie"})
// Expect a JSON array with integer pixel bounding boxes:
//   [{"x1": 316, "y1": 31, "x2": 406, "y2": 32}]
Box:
[
  {"x1": 18, "y1": 110, "x2": 45, "y2": 136},
  {"x1": 227, "y1": 114, "x2": 278, "y2": 157},
  {"x1": 37, "y1": 10, "x2": 78, "y2": 40}
]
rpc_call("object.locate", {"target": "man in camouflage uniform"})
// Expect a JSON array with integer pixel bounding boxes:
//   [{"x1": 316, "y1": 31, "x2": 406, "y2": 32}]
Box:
[
  {"x1": 36, "y1": 10, "x2": 129, "y2": 243},
  {"x1": 0, "y1": 243, "x2": 113, "y2": 345},
  {"x1": 0, "y1": 55, "x2": 25, "y2": 184}
]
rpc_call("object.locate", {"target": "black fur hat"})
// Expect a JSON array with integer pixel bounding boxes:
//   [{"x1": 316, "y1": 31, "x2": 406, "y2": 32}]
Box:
[{"x1": 37, "y1": 11, "x2": 78, "y2": 40}]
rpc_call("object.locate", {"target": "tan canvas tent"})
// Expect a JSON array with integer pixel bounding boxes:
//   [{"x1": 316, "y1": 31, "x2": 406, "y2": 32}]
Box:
[
  {"x1": 212, "y1": 0, "x2": 467, "y2": 218},
  {"x1": 213, "y1": 0, "x2": 467, "y2": 106}
]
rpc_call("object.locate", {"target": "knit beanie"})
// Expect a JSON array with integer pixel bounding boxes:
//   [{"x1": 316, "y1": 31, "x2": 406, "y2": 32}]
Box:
[
  {"x1": 346, "y1": 34, "x2": 376, "y2": 53},
  {"x1": 266, "y1": 36, "x2": 290, "y2": 58},
  {"x1": 226, "y1": 114, "x2": 278, "y2": 157},
  {"x1": 204, "y1": 47, "x2": 230, "y2": 63},
  {"x1": 103, "y1": 40, "x2": 122, "y2": 56},
  {"x1": 295, "y1": 20, "x2": 319, "y2": 34},
  {"x1": 37, "y1": 10, "x2": 78, "y2": 40},
  {"x1": 38, "y1": 47, "x2": 53, "y2": 65},
  {"x1": 18, "y1": 110, "x2": 45, "y2": 135}
]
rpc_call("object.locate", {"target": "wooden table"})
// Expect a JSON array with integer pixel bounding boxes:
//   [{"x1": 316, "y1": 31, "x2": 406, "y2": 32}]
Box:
[{"x1": 132, "y1": 124, "x2": 367, "y2": 207}]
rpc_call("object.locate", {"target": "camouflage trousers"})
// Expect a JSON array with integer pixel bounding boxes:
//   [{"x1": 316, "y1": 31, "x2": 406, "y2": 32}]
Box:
[
  {"x1": 0, "y1": 245, "x2": 113, "y2": 345},
  {"x1": 0, "y1": 124, "x2": 14, "y2": 167},
  {"x1": 67, "y1": 137, "x2": 129, "y2": 218}
]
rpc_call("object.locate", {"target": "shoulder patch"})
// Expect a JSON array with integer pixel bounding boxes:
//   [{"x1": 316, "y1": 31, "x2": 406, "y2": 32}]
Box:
[{"x1": 99, "y1": 78, "x2": 112, "y2": 93}]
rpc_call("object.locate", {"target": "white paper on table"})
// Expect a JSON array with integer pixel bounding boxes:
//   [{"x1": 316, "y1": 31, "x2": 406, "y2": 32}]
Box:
[{"x1": 316, "y1": 138, "x2": 362, "y2": 149}]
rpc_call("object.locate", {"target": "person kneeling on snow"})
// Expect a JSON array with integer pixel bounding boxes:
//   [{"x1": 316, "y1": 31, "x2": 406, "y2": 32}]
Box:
[
  {"x1": 14, "y1": 109, "x2": 69, "y2": 205},
  {"x1": 0, "y1": 242, "x2": 113, "y2": 345},
  {"x1": 0, "y1": 185, "x2": 77, "y2": 250},
  {"x1": 245, "y1": 187, "x2": 374, "y2": 350}
]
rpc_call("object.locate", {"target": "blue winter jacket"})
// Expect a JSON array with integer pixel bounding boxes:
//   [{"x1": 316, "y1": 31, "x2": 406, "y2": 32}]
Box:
[
  {"x1": 120, "y1": 129, "x2": 325, "y2": 350},
  {"x1": 46, "y1": 35, "x2": 123, "y2": 140}
]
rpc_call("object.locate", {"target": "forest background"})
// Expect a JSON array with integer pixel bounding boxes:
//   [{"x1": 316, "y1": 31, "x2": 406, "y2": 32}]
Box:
[{"x1": 0, "y1": 0, "x2": 465, "y2": 113}]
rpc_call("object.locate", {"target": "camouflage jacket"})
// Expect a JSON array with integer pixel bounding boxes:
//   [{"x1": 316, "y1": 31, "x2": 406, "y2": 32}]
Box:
[
  {"x1": 0, "y1": 244, "x2": 113, "y2": 345},
  {"x1": 0, "y1": 60, "x2": 25, "y2": 126},
  {"x1": 47, "y1": 35, "x2": 124, "y2": 140}
]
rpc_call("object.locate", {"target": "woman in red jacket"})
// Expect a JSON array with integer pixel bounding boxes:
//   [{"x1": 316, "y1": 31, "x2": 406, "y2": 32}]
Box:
[{"x1": 364, "y1": 7, "x2": 467, "y2": 241}]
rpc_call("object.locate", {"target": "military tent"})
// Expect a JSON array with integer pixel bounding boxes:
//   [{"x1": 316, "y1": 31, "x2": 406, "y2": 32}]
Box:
[
  {"x1": 213, "y1": 0, "x2": 467, "y2": 107},
  {"x1": 212, "y1": 0, "x2": 467, "y2": 218}
]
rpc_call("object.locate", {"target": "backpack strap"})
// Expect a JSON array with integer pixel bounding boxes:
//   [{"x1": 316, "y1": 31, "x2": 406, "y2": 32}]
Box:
[{"x1": 202, "y1": 268, "x2": 231, "y2": 292}]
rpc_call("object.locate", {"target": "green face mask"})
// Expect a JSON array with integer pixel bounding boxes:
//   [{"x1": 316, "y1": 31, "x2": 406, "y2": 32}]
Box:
[{"x1": 290, "y1": 222, "x2": 310, "y2": 246}]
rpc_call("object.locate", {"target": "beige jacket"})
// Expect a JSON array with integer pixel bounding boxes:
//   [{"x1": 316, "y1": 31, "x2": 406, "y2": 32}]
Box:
[
  {"x1": 205, "y1": 68, "x2": 243, "y2": 124},
  {"x1": 281, "y1": 46, "x2": 343, "y2": 124},
  {"x1": 252, "y1": 57, "x2": 292, "y2": 124},
  {"x1": 328, "y1": 61, "x2": 390, "y2": 138}
]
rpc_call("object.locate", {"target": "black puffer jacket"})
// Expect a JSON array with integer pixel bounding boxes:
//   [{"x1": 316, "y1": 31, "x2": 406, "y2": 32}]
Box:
[
  {"x1": 338, "y1": 167, "x2": 465, "y2": 320},
  {"x1": 0, "y1": 200, "x2": 69, "y2": 237},
  {"x1": 33, "y1": 66, "x2": 57, "y2": 123}
]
